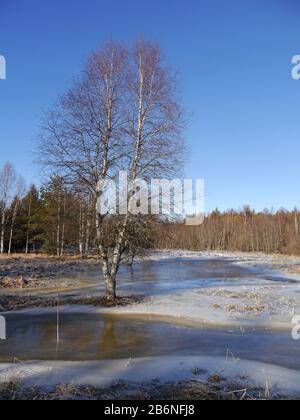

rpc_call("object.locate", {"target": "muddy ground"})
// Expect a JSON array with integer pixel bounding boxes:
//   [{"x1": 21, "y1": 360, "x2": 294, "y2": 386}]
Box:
[
  {"x1": 0, "y1": 255, "x2": 100, "y2": 289},
  {"x1": 0, "y1": 295, "x2": 145, "y2": 312},
  {"x1": 0, "y1": 255, "x2": 146, "y2": 311}
]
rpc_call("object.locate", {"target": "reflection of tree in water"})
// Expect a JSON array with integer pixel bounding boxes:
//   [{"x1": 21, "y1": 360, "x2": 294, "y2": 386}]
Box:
[
  {"x1": 57, "y1": 315, "x2": 105, "y2": 355},
  {"x1": 120, "y1": 261, "x2": 161, "y2": 297},
  {"x1": 98, "y1": 319, "x2": 119, "y2": 356},
  {"x1": 98, "y1": 316, "x2": 150, "y2": 359}
]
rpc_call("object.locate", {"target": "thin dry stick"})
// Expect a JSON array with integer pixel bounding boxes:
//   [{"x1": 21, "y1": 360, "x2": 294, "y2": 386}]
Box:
[
  {"x1": 226, "y1": 348, "x2": 239, "y2": 364},
  {"x1": 56, "y1": 296, "x2": 60, "y2": 350},
  {"x1": 265, "y1": 381, "x2": 270, "y2": 400}
]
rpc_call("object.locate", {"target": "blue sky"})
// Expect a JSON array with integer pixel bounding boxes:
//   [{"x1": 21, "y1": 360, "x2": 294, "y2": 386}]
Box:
[{"x1": 0, "y1": 0, "x2": 299, "y2": 212}]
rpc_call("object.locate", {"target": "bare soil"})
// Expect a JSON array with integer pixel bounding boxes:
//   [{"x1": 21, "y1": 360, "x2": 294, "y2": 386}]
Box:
[{"x1": 0, "y1": 254, "x2": 100, "y2": 289}]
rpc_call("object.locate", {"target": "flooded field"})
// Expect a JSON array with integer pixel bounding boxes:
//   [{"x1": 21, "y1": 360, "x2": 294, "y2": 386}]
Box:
[
  {"x1": 0, "y1": 254, "x2": 300, "y2": 392},
  {"x1": 3, "y1": 255, "x2": 294, "y2": 297}
]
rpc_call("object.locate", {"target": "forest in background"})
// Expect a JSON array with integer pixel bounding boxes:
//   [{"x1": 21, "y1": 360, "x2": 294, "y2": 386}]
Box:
[
  {"x1": 156, "y1": 208, "x2": 300, "y2": 255},
  {"x1": 1, "y1": 162, "x2": 300, "y2": 257}
]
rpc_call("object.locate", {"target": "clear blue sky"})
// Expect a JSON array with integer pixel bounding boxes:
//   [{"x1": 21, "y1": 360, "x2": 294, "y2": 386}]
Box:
[{"x1": 0, "y1": 0, "x2": 299, "y2": 212}]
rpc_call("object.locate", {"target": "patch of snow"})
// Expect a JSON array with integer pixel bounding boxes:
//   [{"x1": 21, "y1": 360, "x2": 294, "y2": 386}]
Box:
[
  {"x1": 0, "y1": 356, "x2": 300, "y2": 394},
  {"x1": 99, "y1": 284, "x2": 300, "y2": 331}
]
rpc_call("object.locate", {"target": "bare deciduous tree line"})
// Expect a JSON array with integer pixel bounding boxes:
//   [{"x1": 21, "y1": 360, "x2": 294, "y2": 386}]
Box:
[
  {"x1": 2, "y1": 170, "x2": 299, "y2": 258},
  {"x1": 155, "y1": 206, "x2": 300, "y2": 255}
]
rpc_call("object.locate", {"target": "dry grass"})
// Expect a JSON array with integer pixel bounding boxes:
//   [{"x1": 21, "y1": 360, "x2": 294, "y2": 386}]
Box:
[
  {"x1": 0, "y1": 255, "x2": 101, "y2": 290},
  {"x1": 0, "y1": 378, "x2": 296, "y2": 401},
  {"x1": 205, "y1": 287, "x2": 296, "y2": 317},
  {"x1": 0, "y1": 253, "x2": 92, "y2": 260}
]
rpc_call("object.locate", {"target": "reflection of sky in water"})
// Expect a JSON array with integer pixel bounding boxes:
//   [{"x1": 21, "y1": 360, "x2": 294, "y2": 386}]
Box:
[{"x1": 1, "y1": 312, "x2": 300, "y2": 371}]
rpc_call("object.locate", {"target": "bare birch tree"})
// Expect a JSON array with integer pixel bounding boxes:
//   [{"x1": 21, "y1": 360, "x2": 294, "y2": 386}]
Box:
[
  {"x1": 0, "y1": 163, "x2": 16, "y2": 254},
  {"x1": 25, "y1": 188, "x2": 33, "y2": 254},
  {"x1": 38, "y1": 40, "x2": 185, "y2": 300},
  {"x1": 8, "y1": 176, "x2": 26, "y2": 254}
]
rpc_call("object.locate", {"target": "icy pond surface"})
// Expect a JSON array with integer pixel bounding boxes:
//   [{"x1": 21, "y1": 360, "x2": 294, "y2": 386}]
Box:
[
  {"x1": 1, "y1": 312, "x2": 300, "y2": 371},
  {"x1": 0, "y1": 254, "x2": 300, "y2": 372},
  {"x1": 70, "y1": 255, "x2": 300, "y2": 296}
]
